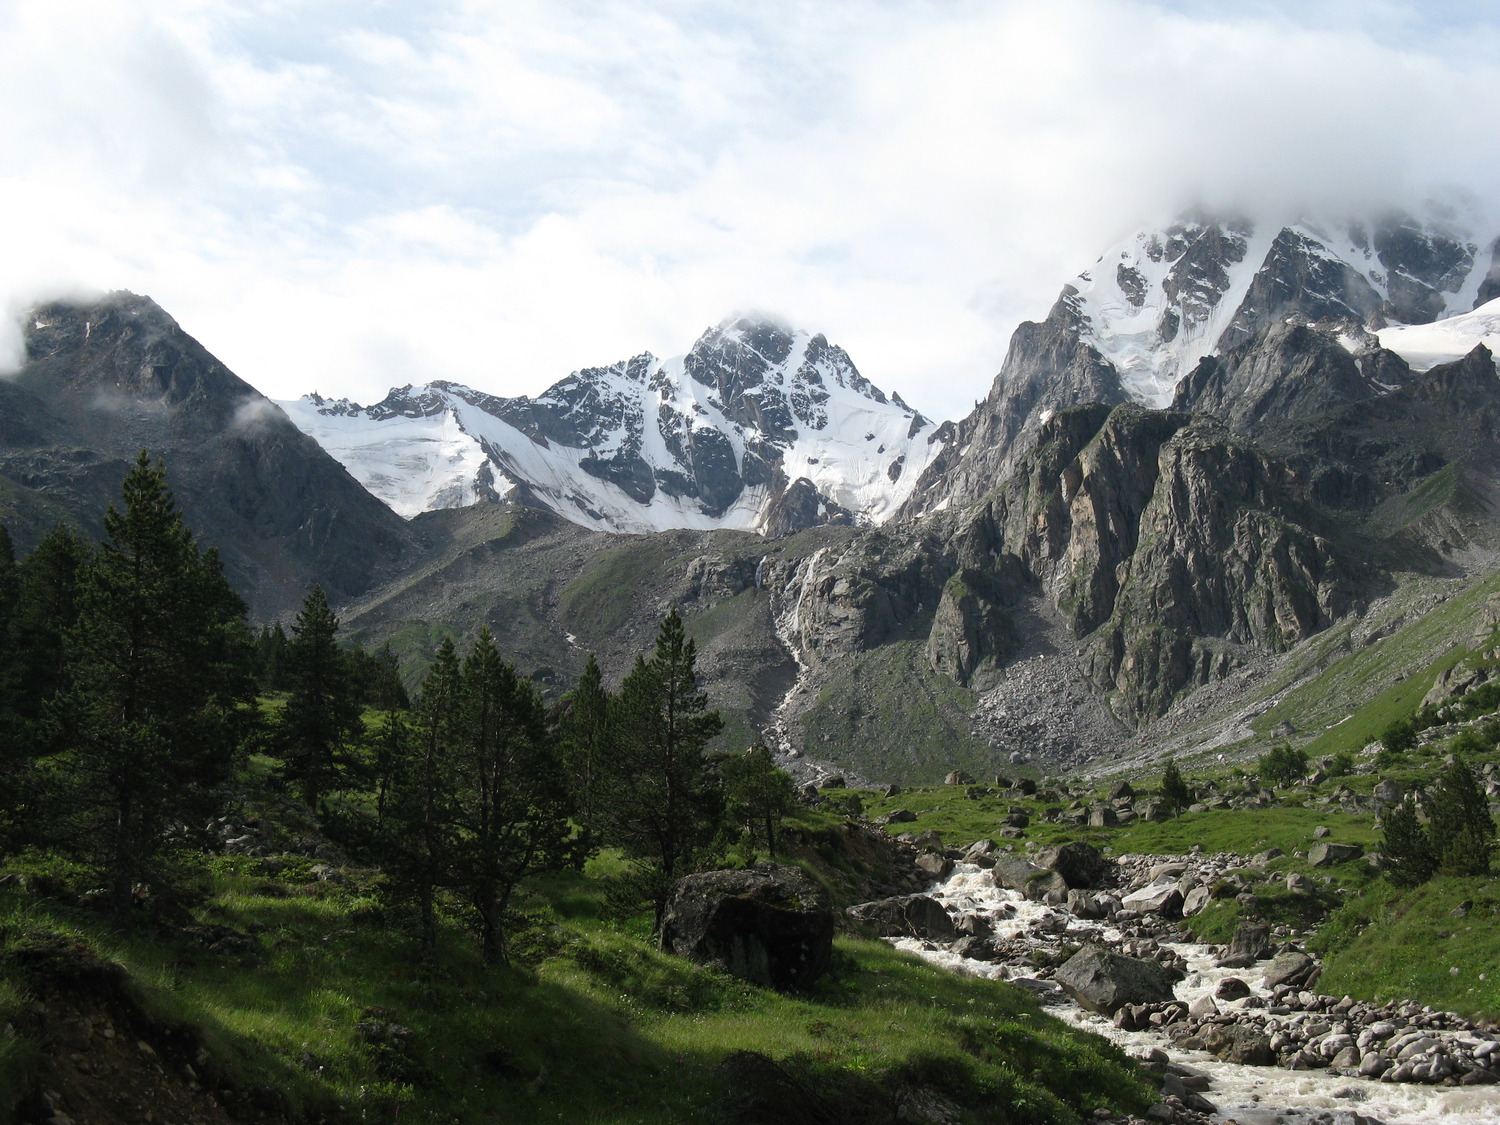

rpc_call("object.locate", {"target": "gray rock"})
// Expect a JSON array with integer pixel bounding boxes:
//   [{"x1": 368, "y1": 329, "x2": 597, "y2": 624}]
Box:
[
  {"x1": 1215, "y1": 977, "x2": 1251, "y2": 1001},
  {"x1": 914, "y1": 853, "x2": 952, "y2": 881},
  {"x1": 1033, "y1": 841, "x2": 1109, "y2": 889},
  {"x1": 1181, "y1": 886, "x2": 1213, "y2": 917},
  {"x1": 990, "y1": 854, "x2": 1045, "y2": 892},
  {"x1": 660, "y1": 864, "x2": 834, "y2": 991},
  {"x1": 1120, "y1": 883, "x2": 1184, "y2": 919},
  {"x1": 1053, "y1": 945, "x2": 1180, "y2": 1015},
  {"x1": 1203, "y1": 1024, "x2": 1275, "y2": 1065},
  {"x1": 1308, "y1": 842, "x2": 1363, "y2": 867},
  {"x1": 1262, "y1": 950, "x2": 1317, "y2": 989},
  {"x1": 847, "y1": 895, "x2": 956, "y2": 943},
  {"x1": 1217, "y1": 920, "x2": 1271, "y2": 967}
]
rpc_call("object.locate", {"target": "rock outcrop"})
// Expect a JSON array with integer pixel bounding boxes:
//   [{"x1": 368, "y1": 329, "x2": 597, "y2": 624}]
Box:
[{"x1": 660, "y1": 864, "x2": 834, "y2": 991}]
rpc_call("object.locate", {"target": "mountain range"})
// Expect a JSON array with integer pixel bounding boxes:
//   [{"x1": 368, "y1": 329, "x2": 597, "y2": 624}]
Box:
[
  {"x1": 5, "y1": 206, "x2": 1500, "y2": 783},
  {"x1": 278, "y1": 319, "x2": 946, "y2": 536}
]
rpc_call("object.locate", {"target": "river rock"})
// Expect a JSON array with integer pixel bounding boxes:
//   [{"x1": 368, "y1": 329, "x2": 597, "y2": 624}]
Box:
[
  {"x1": 1053, "y1": 945, "x2": 1180, "y2": 1015},
  {"x1": 847, "y1": 895, "x2": 956, "y2": 942},
  {"x1": 1203, "y1": 1024, "x2": 1276, "y2": 1066},
  {"x1": 1215, "y1": 977, "x2": 1251, "y2": 1001},
  {"x1": 1033, "y1": 841, "x2": 1109, "y2": 888},
  {"x1": 990, "y1": 854, "x2": 1045, "y2": 891},
  {"x1": 1120, "y1": 883, "x2": 1184, "y2": 919},
  {"x1": 915, "y1": 853, "x2": 952, "y2": 881},
  {"x1": 660, "y1": 864, "x2": 834, "y2": 991},
  {"x1": 1216, "y1": 921, "x2": 1270, "y2": 968},
  {"x1": 1181, "y1": 886, "x2": 1212, "y2": 916},
  {"x1": 1262, "y1": 950, "x2": 1318, "y2": 989}
]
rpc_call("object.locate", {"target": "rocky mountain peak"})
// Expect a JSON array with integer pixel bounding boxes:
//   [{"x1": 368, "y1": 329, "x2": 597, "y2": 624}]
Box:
[{"x1": 280, "y1": 316, "x2": 945, "y2": 534}]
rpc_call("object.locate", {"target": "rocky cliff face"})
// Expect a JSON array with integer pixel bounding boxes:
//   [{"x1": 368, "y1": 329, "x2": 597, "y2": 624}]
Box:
[
  {"x1": 0, "y1": 292, "x2": 418, "y2": 619},
  {"x1": 904, "y1": 211, "x2": 1497, "y2": 522}
]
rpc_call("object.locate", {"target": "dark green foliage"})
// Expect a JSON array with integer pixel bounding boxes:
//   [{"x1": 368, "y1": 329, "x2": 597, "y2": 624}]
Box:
[
  {"x1": 450, "y1": 629, "x2": 577, "y2": 964},
  {"x1": 1159, "y1": 758, "x2": 1191, "y2": 816},
  {"x1": 52, "y1": 453, "x2": 255, "y2": 919},
  {"x1": 275, "y1": 586, "x2": 364, "y2": 810},
  {"x1": 600, "y1": 608, "x2": 725, "y2": 931},
  {"x1": 1380, "y1": 718, "x2": 1417, "y2": 758},
  {"x1": 1423, "y1": 757, "x2": 1497, "y2": 877},
  {"x1": 1327, "y1": 751, "x2": 1357, "y2": 778},
  {"x1": 1381, "y1": 758, "x2": 1497, "y2": 885},
  {"x1": 374, "y1": 637, "x2": 463, "y2": 961},
  {"x1": 721, "y1": 744, "x2": 796, "y2": 855},
  {"x1": 253, "y1": 623, "x2": 290, "y2": 693},
  {"x1": 558, "y1": 652, "x2": 611, "y2": 839},
  {"x1": 1258, "y1": 743, "x2": 1308, "y2": 789},
  {"x1": 1378, "y1": 798, "x2": 1437, "y2": 886}
]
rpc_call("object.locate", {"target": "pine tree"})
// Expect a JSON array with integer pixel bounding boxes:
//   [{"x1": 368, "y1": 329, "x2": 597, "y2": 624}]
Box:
[
  {"x1": 1, "y1": 524, "x2": 89, "y2": 850},
  {"x1": 559, "y1": 652, "x2": 612, "y2": 839},
  {"x1": 451, "y1": 629, "x2": 575, "y2": 964},
  {"x1": 375, "y1": 637, "x2": 464, "y2": 962},
  {"x1": 601, "y1": 608, "x2": 725, "y2": 932},
  {"x1": 1379, "y1": 796, "x2": 1437, "y2": 886},
  {"x1": 722, "y1": 744, "x2": 795, "y2": 855},
  {"x1": 1159, "y1": 758, "x2": 1191, "y2": 817},
  {"x1": 57, "y1": 453, "x2": 254, "y2": 921},
  {"x1": 1423, "y1": 757, "x2": 1496, "y2": 877},
  {"x1": 276, "y1": 586, "x2": 364, "y2": 811}
]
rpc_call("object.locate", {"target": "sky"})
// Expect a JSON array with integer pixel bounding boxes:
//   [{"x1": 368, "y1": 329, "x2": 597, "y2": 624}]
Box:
[{"x1": 1, "y1": 0, "x2": 1497, "y2": 424}]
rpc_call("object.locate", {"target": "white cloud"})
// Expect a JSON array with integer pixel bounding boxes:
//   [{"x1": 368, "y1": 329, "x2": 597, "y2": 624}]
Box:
[{"x1": 0, "y1": 0, "x2": 1496, "y2": 424}]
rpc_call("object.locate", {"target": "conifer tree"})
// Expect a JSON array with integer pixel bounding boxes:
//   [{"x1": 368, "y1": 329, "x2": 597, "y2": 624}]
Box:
[
  {"x1": 376, "y1": 637, "x2": 463, "y2": 962},
  {"x1": 1159, "y1": 758, "x2": 1191, "y2": 817},
  {"x1": 601, "y1": 608, "x2": 724, "y2": 931},
  {"x1": 1, "y1": 524, "x2": 89, "y2": 849},
  {"x1": 58, "y1": 453, "x2": 254, "y2": 920},
  {"x1": 1379, "y1": 796, "x2": 1436, "y2": 886},
  {"x1": 451, "y1": 629, "x2": 575, "y2": 964},
  {"x1": 722, "y1": 743, "x2": 795, "y2": 855},
  {"x1": 1423, "y1": 757, "x2": 1496, "y2": 877},
  {"x1": 559, "y1": 652, "x2": 612, "y2": 839},
  {"x1": 276, "y1": 586, "x2": 364, "y2": 810}
]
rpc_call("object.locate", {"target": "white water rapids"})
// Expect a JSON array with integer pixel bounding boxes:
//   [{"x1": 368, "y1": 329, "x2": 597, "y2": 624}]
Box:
[{"x1": 891, "y1": 864, "x2": 1500, "y2": 1125}]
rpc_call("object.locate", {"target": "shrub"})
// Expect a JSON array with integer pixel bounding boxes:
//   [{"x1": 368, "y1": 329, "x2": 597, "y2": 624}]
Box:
[
  {"x1": 1258, "y1": 744, "x2": 1307, "y2": 789},
  {"x1": 1424, "y1": 758, "x2": 1497, "y2": 877}
]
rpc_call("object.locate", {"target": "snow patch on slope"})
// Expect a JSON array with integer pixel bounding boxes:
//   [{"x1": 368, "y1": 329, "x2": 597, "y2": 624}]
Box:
[{"x1": 1377, "y1": 297, "x2": 1500, "y2": 372}]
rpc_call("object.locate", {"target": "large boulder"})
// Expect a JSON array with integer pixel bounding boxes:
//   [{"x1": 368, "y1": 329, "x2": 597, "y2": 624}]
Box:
[
  {"x1": 990, "y1": 854, "x2": 1046, "y2": 892},
  {"x1": 1053, "y1": 945, "x2": 1180, "y2": 1015},
  {"x1": 847, "y1": 895, "x2": 956, "y2": 942},
  {"x1": 1033, "y1": 842, "x2": 1109, "y2": 889},
  {"x1": 1308, "y1": 842, "x2": 1363, "y2": 867},
  {"x1": 660, "y1": 865, "x2": 834, "y2": 991},
  {"x1": 1203, "y1": 1025, "x2": 1275, "y2": 1066},
  {"x1": 1217, "y1": 920, "x2": 1271, "y2": 968},
  {"x1": 1261, "y1": 950, "x2": 1318, "y2": 990},
  {"x1": 1120, "y1": 883, "x2": 1184, "y2": 919}
]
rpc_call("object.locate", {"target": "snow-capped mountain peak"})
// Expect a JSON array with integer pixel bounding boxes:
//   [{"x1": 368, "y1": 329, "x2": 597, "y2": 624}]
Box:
[
  {"x1": 1070, "y1": 211, "x2": 1496, "y2": 408},
  {"x1": 278, "y1": 317, "x2": 946, "y2": 535}
]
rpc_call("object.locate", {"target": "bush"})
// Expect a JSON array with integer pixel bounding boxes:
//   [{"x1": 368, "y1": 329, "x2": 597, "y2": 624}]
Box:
[
  {"x1": 1424, "y1": 758, "x2": 1497, "y2": 877},
  {"x1": 1380, "y1": 718, "x2": 1417, "y2": 757},
  {"x1": 1380, "y1": 757, "x2": 1497, "y2": 884},
  {"x1": 1258, "y1": 744, "x2": 1307, "y2": 789}
]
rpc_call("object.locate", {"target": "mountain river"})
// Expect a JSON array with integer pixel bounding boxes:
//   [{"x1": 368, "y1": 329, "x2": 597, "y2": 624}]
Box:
[{"x1": 889, "y1": 862, "x2": 1500, "y2": 1125}]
